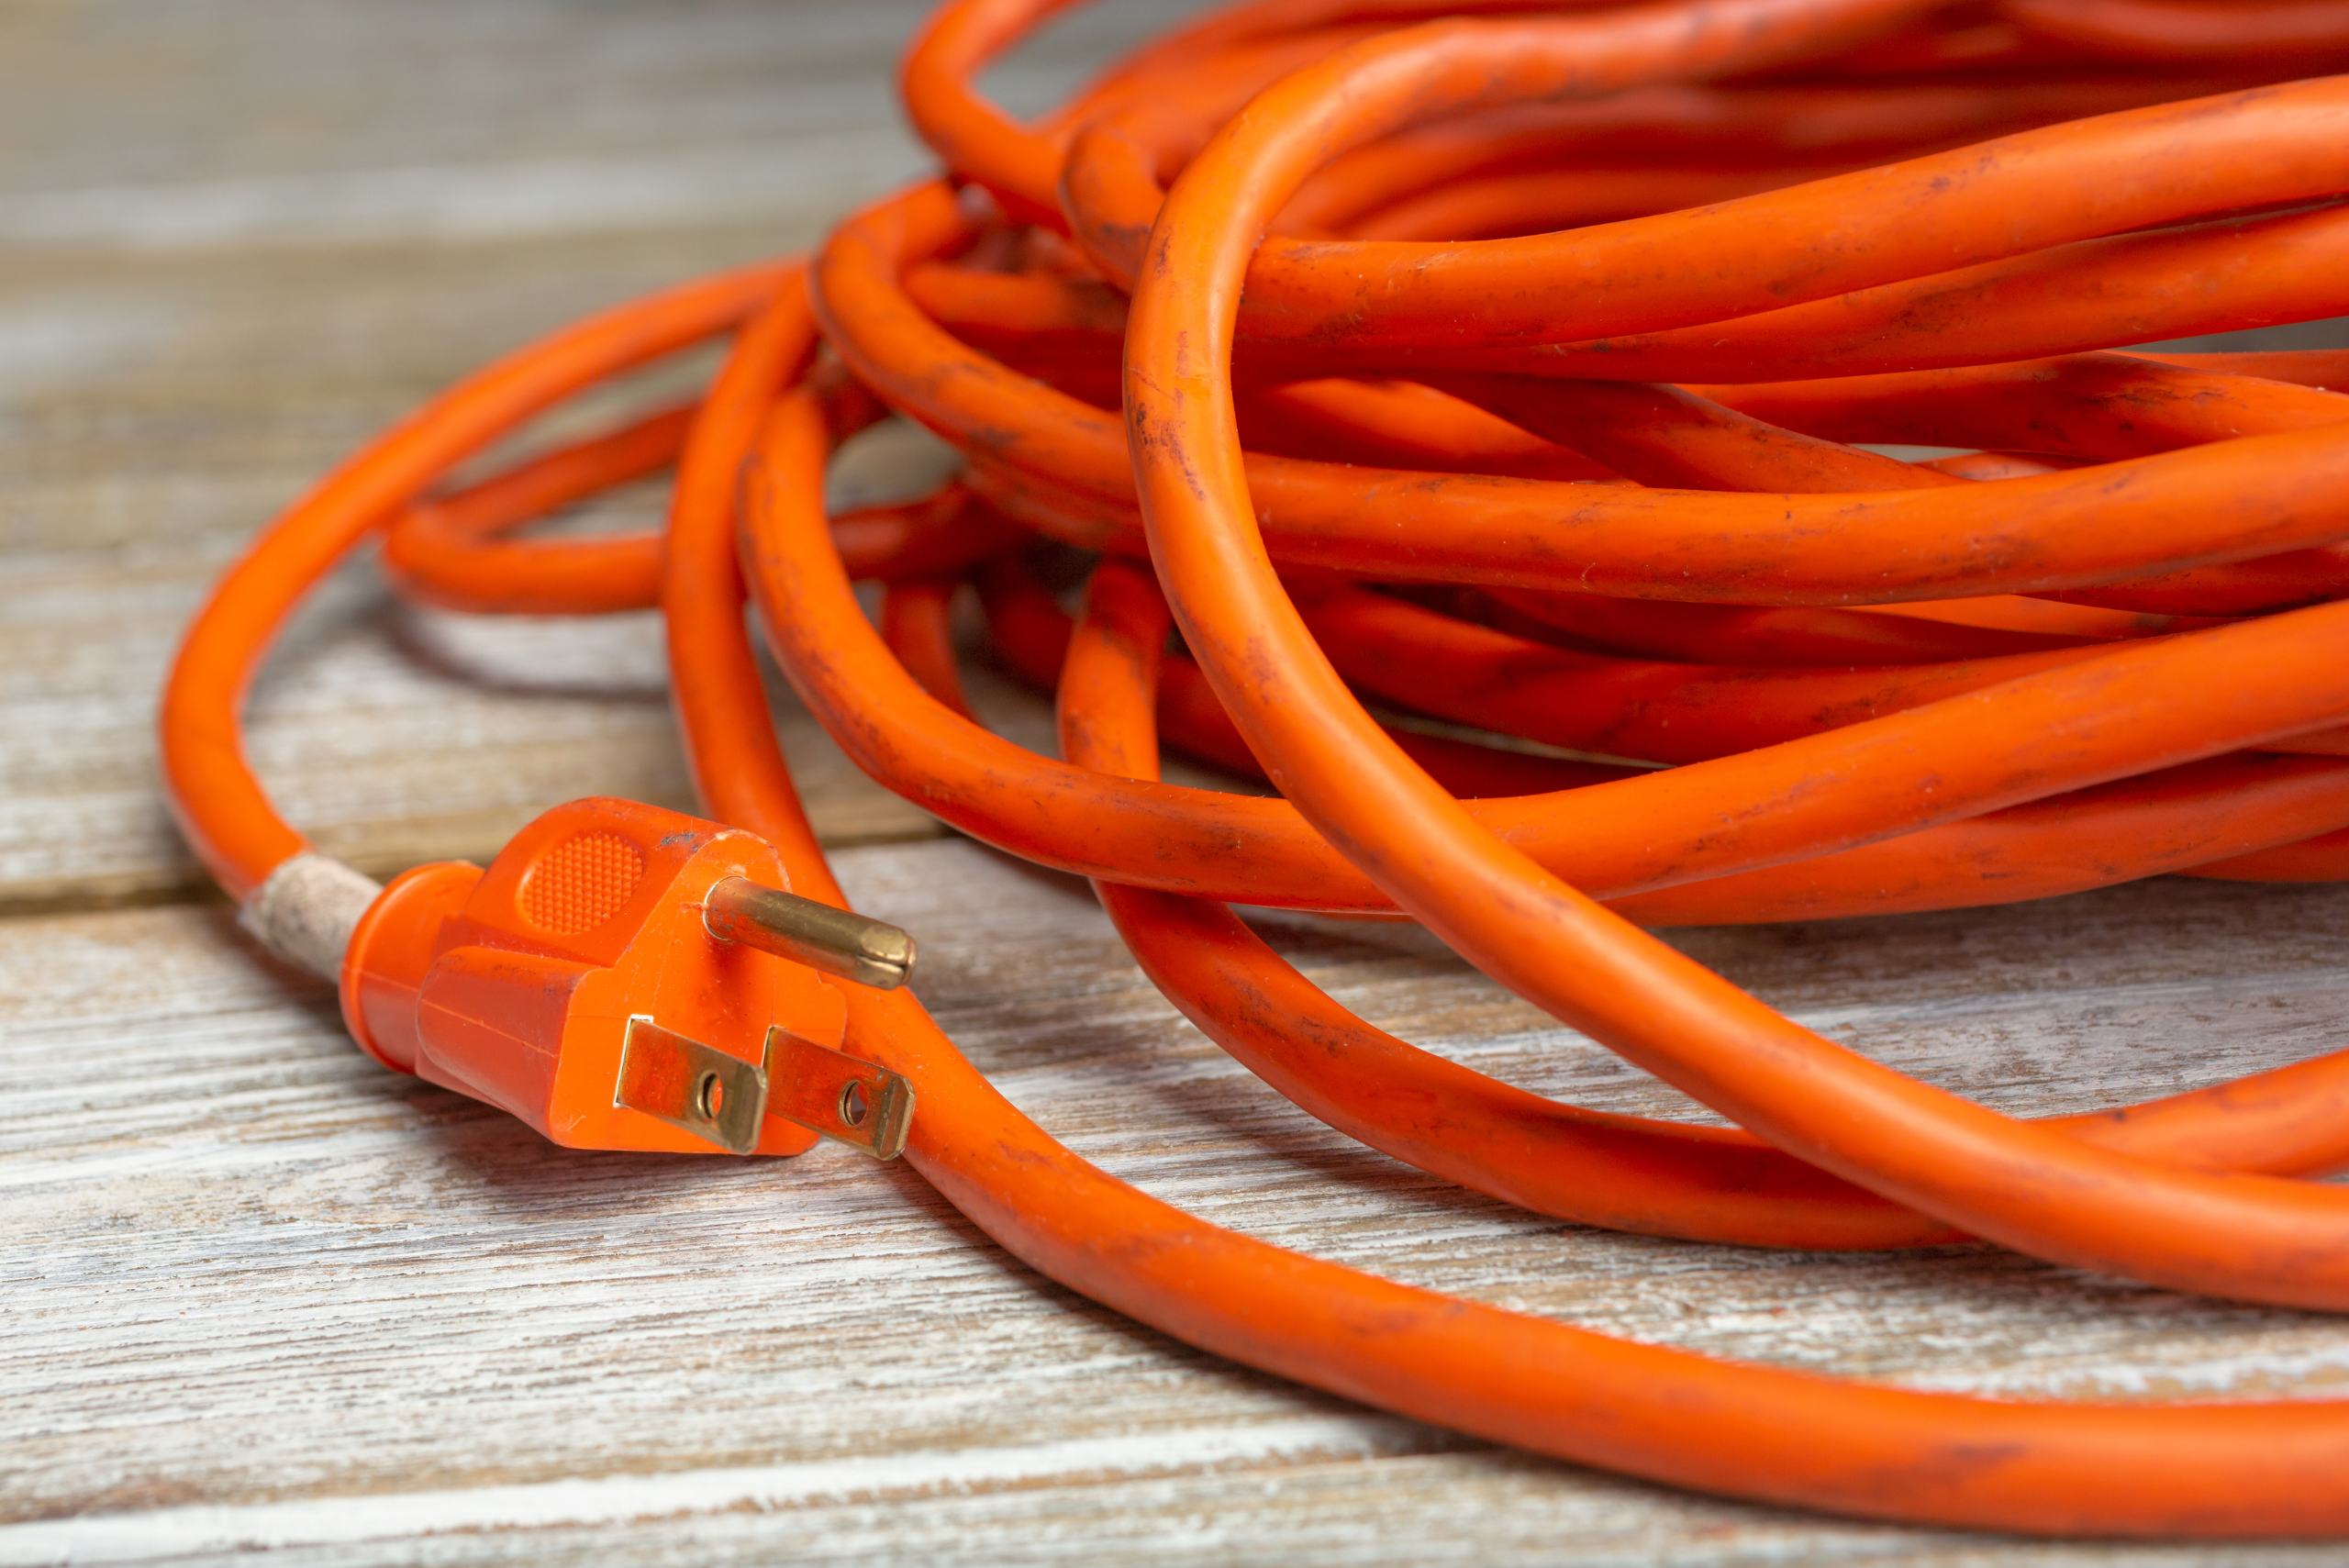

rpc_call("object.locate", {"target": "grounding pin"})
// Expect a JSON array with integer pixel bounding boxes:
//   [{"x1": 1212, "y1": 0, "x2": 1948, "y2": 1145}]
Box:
[
  {"x1": 763, "y1": 1026, "x2": 915, "y2": 1160},
  {"x1": 615, "y1": 1015, "x2": 768, "y2": 1154},
  {"x1": 703, "y1": 876, "x2": 917, "y2": 990}
]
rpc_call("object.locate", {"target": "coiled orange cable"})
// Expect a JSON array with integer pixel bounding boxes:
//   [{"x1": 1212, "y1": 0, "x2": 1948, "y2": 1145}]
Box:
[{"x1": 161, "y1": 0, "x2": 2349, "y2": 1535}]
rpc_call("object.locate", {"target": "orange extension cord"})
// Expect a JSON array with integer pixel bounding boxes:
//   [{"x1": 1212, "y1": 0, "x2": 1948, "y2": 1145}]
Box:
[{"x1": 158, "y1": 0, "x2": 2349, "y2": 1536}]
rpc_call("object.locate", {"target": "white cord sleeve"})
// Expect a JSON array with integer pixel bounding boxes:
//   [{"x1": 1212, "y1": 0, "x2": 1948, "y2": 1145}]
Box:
[{"x1": 238, "y1": 852, "x2": 384, "y2": 981}]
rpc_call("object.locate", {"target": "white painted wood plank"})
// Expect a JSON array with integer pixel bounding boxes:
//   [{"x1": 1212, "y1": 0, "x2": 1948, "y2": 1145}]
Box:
[
  {"x1": 0, "y1": 0, "x2": 1188, "y2": 256},
  {"x1": 0, "y1": 528, "x2": 1010, "y2": 907},
  {"x1": 16, "y1": 1443, "x2": 2343, "y2": 1568},
  {"x1": 0, "y1": 139, "x2": 931, "y2": 254}
]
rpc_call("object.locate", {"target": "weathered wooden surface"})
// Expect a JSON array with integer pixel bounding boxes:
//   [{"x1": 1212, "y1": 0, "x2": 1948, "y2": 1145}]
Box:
[
  {"x1": 6, "y1": 2, "x2": 2349, "y2": 1562},
  {"x1": 6, "y1": 861, "x2": 2349, "y2": 1566},
  {"x1": 0, "y1": 0, "x2": 1170, "y2": 911}
]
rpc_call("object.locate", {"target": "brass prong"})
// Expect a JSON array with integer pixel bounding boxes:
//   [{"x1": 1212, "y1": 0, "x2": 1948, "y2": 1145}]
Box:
[
  {"x1": 763, "y1": 1026, "x2": 914, "y2": 1160},
  {"x1": 615, "y1": 1016, "x2": 767, "y2": 1154},
  {"x1": 703, "y1": 877, "x2": 916, "y2": 991}
]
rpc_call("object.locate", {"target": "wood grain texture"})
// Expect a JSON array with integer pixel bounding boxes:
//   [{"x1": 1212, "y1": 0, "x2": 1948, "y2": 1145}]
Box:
[
  {"x1": 4, "y1": 856, "x2": 2348, "y2": 1564},
  {"x1": 6, "y1": 1, "x2": 2349, "y2": 1562},
  {"x1": 0, "y1": 0, "x2": 1187, "y2": 911}
]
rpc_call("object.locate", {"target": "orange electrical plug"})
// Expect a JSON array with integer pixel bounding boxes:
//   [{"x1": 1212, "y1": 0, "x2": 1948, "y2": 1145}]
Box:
[{"x1": 338, "y1": 796, "x2": 916, "y2": 1158}]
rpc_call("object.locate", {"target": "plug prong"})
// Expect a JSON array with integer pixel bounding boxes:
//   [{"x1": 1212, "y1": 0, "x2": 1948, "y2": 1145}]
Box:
[
  {"x1": 616, "y1": 1016, "x2": 767, "y2": 1154},
  {"x1": 763, "y1": 1027, "x2": 915, "y2": 1160},
  {"x1": 703, "y1": 877, "x2": 916, "y2": 991}
]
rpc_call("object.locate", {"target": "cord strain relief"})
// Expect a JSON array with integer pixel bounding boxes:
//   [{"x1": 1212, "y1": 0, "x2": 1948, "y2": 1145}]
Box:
[{"x1": 239, "y1": 852, "x2": 384, "y2": 980}]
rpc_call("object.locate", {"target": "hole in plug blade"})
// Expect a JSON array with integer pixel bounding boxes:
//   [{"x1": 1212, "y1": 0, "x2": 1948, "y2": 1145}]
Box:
[
  {"x1": 839, "y1": 1079, "x2": 871, "y2": 1128},
  {"x1": 696, "y1": 1072, "x2": 724, "y2": 1121}
]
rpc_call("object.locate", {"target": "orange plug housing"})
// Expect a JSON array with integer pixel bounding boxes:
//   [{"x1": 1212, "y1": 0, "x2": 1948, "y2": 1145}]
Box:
[{"x1": 339, "y1": 796, "x2": 843, "y2": 1155}]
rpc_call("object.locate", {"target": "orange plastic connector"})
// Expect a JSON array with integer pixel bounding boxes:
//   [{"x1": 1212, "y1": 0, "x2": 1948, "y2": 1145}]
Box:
[{"x1": 339, "y1": 796, "x2": 843, "y2": 1155}]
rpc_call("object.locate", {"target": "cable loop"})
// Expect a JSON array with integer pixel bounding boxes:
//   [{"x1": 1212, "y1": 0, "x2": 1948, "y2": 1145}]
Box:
[{"x1": 162, "y1": 0, "x2": 2349, "y2": 1534}]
